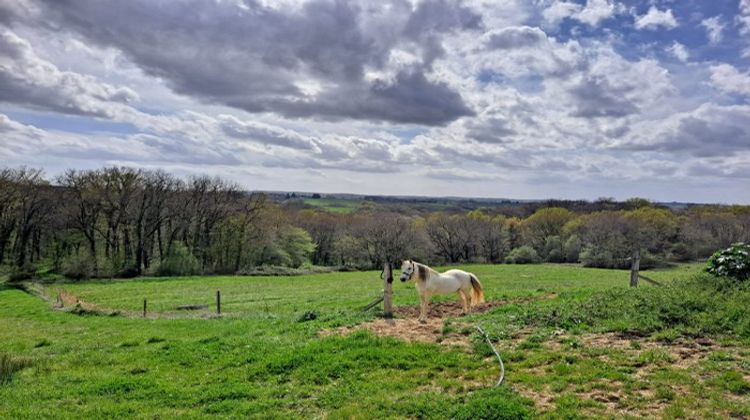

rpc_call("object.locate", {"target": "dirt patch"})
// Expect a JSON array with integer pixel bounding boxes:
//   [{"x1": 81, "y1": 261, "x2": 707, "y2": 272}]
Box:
[
  {"x1": 325, "y1": 294, "x2": 556, "y2": 347},
  {"x1": 56, "y1": 289, "x2": 123, "y2": 316},
  {"x1": 393, "y1": 294, "x2": 557, "y2": 319},
  {"x1": 328, "y1": 317, "x2": 471, "y2": 347}
]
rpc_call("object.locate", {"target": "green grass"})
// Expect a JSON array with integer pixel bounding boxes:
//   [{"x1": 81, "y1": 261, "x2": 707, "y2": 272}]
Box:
[
  {"x1": 53, "y1": 263, "x2": 701, "y2": 316},
  {"x1": 301, "y1": 198, "x2": 361, "y2": 213},
  {"x1": 2, "y1": 262, "x2": 748, "y2": 418}
]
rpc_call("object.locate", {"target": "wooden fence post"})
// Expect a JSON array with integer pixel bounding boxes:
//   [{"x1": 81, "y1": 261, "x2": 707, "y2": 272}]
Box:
[
  {"x1": 383, "y1": 262, "x2": 393, "y2": 318},
  {"x1": 216, "y1": 290, "x2": 221, "y2": 315},
  {"x1": 630, "y1": 248, "x2": 640, "y2": 288},
  {"x1": 143, "y1": 298, "x2": 147, "y2": 318}
]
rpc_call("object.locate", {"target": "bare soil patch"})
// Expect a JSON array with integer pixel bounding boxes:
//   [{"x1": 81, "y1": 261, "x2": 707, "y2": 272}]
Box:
[
  {"x1": 330, "y1": 317, "x2": 464, "y2": 345},
  {"x1": 393, "y1": 293, "x2": 557, "y2": 319},
  {"x1": 325, "y1": 294, "x2": 556, "y2": 347}
]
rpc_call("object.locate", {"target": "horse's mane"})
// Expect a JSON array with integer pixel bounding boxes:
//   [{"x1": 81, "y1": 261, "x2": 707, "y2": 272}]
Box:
[{"x1": 414, "y1": 262, "x2": 438, "y2": 282}]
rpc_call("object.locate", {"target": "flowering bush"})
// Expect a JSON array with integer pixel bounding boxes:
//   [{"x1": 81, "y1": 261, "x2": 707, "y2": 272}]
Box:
[{"x1": 706, "y1": 243, "x2": 750, "y2": 281}]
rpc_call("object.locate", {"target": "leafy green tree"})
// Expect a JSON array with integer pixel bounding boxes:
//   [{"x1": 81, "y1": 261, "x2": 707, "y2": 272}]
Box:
[{"x1": 522, "y1": 208, "x2": 574, "y2": 252}]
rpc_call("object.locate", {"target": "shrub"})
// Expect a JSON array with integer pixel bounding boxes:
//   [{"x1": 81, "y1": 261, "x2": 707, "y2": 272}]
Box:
[
  {"x1": 580, "y1": 247, "x2": 620, "y2": 268},
  {"x1": 706, "y1": 243, "x2": 750, "y2": 281},
  {"x1": 543, "y1": 236, "x2": 565, "y2": 263},
  {"x1": 62, "y1": 254, "x2": 93, "y2": 280},
  {"x1": 668, "y1": 242, "x2": 693, "y2": 262},
  {"x1": 116, "y1": 266, "x2": 139, "y2": 279},
  {"x1": 581, "y1": 247, "x2": 665, "y2": 269},
  {"x1": 8, "y1": 265, "x2": 35, "y2": 283},
  {"x1": 505, "y1": 246, "x2": 541, "y2": 264},
  {"x1": 564, "y1": 234, "x2": 582, "y2": 263},
  {"x1": 155, "y1": 244, "x2": 200, "y2": 277}
]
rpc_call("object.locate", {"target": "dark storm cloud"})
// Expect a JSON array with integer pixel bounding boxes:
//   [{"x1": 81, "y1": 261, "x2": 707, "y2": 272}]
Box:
[{"x1": 14, "y1": 0, "x2": 479, "y2": 126}]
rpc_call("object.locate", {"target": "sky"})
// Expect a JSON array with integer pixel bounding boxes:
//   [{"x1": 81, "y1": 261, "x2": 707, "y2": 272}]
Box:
[{"x1": 1, "y1": 0, "x2": 749, "y2": 203}]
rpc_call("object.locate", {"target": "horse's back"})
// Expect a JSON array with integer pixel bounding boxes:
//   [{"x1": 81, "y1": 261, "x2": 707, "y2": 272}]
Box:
[{"x1": 443, "y1": 269, "x2": 472, "y2": 279}]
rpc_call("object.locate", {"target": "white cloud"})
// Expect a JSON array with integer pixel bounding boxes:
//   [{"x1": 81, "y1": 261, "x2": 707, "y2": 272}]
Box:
[
  {"x1": 709, "y1": 64, "x2": 750, "y2": 97},
  {"x1": 542, "y1": 1, "x2": 582, "y2": 27},
  {"x1": 612, "y1": 103, "x2": 750, "y2": 157},
  {"x1": 701, "y1": 16, "x2": 725, "y2": 44},
  {"x1": 738, "y1": 0, "x2": 750, "y2": 35},
  {"x1": 575, "y1": 0, "x2": 622, "y2": 27},
  {"x1": 0, "y1": 29, "x2": 139, "y2": 119},
  {"x1": 667, "y1": 41, "x2": 689, "y2": 62},
  {"x1": 634, "y1": 7, "x2": 678, "y2": 30},
  {"x1": 542, "y1": 0, "x2": 623, "y2": 28}
]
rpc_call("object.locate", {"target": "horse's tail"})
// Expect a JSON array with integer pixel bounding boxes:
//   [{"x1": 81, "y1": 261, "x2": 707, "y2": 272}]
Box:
[{"x1": 469, "y1": 273, "x2": 485, "y2": 305}]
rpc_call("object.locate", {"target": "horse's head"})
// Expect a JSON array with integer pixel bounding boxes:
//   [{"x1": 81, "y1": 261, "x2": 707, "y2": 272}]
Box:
[{"x1": 400, "y1": 259, "x2": 415, "y2": 282}]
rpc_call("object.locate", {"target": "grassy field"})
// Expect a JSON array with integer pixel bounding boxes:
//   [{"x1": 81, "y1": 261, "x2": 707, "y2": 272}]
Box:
[
  {"x1": 1, "y1": 263, "x2": 749, "y2": 418},
  {"x1": 301, "y1": 198, "x2": 362, "y2": 213}
]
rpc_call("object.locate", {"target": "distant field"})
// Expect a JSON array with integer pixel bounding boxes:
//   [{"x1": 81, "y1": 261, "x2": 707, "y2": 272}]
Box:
[
  {"x1": 301, "y1": 198, "x2": 361, "y2": 213},
  {"x1": 2, "y1": 262, "x2": 748, "y2": 418}
]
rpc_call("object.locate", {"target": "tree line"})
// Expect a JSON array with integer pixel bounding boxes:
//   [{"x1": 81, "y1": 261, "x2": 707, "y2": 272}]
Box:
[{"x1": 1, "y1": 166, "x2": 749, "y2": 280}]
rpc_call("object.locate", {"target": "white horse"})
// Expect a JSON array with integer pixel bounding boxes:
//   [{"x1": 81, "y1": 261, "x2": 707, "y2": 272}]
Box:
[{"x1": 399, "y1": 260, "x2": 485, "y2": 322}]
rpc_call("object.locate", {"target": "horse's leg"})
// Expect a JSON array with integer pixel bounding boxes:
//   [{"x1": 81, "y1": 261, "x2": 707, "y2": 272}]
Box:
[
  {"x1": 419, "y1": 294, "x2": 429, "y2": 323},
  {"x1": 458, "y1": 290, "x2": 469, "y2": 315}
]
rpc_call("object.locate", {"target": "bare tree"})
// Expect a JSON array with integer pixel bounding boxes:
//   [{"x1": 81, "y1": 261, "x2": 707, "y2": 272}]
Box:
[
  {"x1": 425, "y1": 213, "x2": 473, "y2": 263},
  {"x1": 357, "y1": 212, "x2": 424, "y2": 268},
  {"x1": 58, "y1": 169, "x2": 103, "y2": 274},
  {"x1": 9, "y1": 168, "x2": 50, "y2": 267}
]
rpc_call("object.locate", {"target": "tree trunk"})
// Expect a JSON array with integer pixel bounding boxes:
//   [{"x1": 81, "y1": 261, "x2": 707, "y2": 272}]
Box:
[
  {"x1": 88, "y1": 234, "x2": 98, "y2": 276},
  {"x1": 630, "y1": 247, "x2": 640, "y2": 288},
  {"x1": 15, "y1": 227, "x2": 31, "y2": 267}
]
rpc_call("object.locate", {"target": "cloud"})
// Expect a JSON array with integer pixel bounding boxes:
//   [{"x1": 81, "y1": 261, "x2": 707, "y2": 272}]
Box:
[
  {"x1": 484, "y1": 26, "x2": 548, "y2": 50},
  {"x1": 269, "y1": 69, "x2": 475, "y2": 125},
  {"x1": 667, "y1": 41, "x2": 689, "y2": 62},
  {"x1": 710, "y1": 64, "x2": 750, "y2": 97},
  {"x1": 541, "y1": 0, "x2": 623, "y2": 28},
  {"x1": 701, "y1": 16, "x2": 725, "y2": 45},
  {"x1": 634, "y1": 7, "x2": 678, "y2": 30},
  {"x1": 1, "y1": 0, "x2": 749, "y2": 202},
  {"x1": 542, "y1": 1, "x2": 582, "y2": 27},
  {"x1": 218, "y1": 115, "x2": 319, "y2": 151},
  {"x1": 422, "y1": 168, "x2": 501, "y2": 181},
  {"x1": 568, "y1": 75, "x2": 639, "y2": 117},
  {"x1": 614, "y1": 104, "x2": 750, "y2": 157},
  {"x1": 739, "y1": 0, "x2": 750, "y2": 35},
  {"x1": 0, "y1": 29, "x2": 138, "y2": 118},
  {"x1": 464, "y1": 116, "x2": 516, "y2": 143},
  {"x1": 17, "y1": 0, "x2": 479, "y2": 126},
  {"x1": 575, "y1": 0, "x2": 622, "y2": 27}
]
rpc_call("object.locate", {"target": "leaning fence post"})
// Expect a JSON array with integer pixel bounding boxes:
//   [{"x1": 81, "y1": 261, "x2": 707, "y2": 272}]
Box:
[
  {"x1": 630, "y1": 248, "x2": 641, "y2": 288},
  {"x1": 216, "y1": 290, "x2": 221, "y2": 315},
  {"x1": 383, "y1": 263, "x2": 393, "y2": 318}
]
